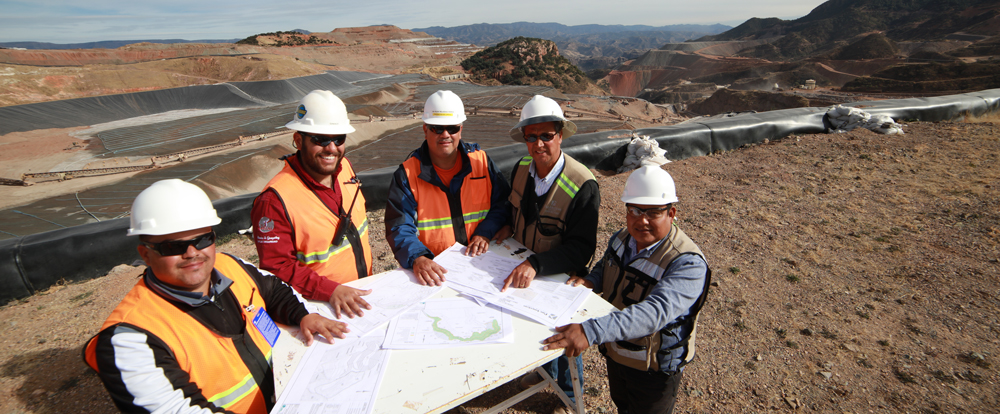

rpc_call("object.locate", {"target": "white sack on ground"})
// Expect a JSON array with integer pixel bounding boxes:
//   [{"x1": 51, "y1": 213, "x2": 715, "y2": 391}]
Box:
[
  {"x1": 619, "y1": 134, "x2": 670, "y2": 173},
  {"x1": 825, "y1": 104, "x2": 904, "y2": 135}
]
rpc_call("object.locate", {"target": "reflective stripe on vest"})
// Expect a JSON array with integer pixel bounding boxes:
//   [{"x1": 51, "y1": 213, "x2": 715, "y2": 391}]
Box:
[
  {"x1": 209, "y1": 372, "x2": 257, "y2": 409},
  {"x1": 600, "y1": 226, "x2": 708, "y2": 372},
  {"x1": 85, "y1": 254, "x2": 273, "y2": 414},
  {"x1": 509, "y1": 154, "x2": 595, "y2": 255},
  {"x1": 296, "y1": 219, "x2": 370, "y2": 264},
  {"x1": 261, "y1": 158, "x2": 373, "y2": 282},
  {"x1": 402, "y1": 148, "x2": 493, "y2": 256}
]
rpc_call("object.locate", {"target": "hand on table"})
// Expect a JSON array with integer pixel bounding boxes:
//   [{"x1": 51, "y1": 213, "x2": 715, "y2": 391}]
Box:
[
  {"x1": 501, "y1": 260, "x2": 537, "y2": 292},
  {"x1": 329, "y1": 285, "x2": 372, "y2": 319},
  {"x1": 412, "y1": 256, "x2": 447, "y2": 286},
  {"x1": 542, "y1": 323, "x2": 590, "y2": 357},
  {"x1": 491, "y1": 225, "x2": 512, "y2": 244},
  {"x1": 565, "y1": 276, "x2": 594, "y2": 289},
  {"x1": 299, "y1": 313, "x2": 348, "y2": 346},
  {"x1": 466, "y1": 235, "x2": 491, "y2": 257}
]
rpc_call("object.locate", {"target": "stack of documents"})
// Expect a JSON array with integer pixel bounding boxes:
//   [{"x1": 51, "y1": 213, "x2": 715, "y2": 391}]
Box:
[{"x1": 434, "y1": 242, "x2": 591, "y2": 328}]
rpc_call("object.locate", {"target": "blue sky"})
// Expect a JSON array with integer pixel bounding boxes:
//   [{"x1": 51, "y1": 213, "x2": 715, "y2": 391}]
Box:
[{"x1": 0, "y1": 0, "x2": 828, "y2": 43}]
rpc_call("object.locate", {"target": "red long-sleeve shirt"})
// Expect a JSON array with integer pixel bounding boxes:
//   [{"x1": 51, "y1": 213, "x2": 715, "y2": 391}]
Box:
[{"x1": 251, "y1": 153, "x2": 344, "y2": 302}]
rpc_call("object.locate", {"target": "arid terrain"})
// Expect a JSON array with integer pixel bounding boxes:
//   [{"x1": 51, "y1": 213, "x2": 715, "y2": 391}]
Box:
[{"x1": 1, "y1": 116, "x2": 997, "y2": 413}]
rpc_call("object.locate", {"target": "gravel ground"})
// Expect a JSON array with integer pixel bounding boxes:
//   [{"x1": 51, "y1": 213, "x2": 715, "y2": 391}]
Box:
[{"x1": 1, "y1": 119, "x2": 998, "y2": 414}]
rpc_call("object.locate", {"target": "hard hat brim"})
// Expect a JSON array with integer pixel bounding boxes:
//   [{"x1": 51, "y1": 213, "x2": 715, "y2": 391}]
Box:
[
  {"x1": 422, "y1": 114, "x2": 467, "y2": 126},
  {"x1": 620, "y1": 195, "x2": 679, "y2": 205},
  {"x1": 285, "y1": 120, "x2": 356, "y2": 135},
  {"x1": 509, "y1": 116, "x2": 577, "y2": 142}
]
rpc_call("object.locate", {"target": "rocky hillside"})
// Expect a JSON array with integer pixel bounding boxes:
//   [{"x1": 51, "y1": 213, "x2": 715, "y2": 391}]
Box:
[
  {"x1": 704, "y1": 0, "x2": 1000, "y2": 60},
  {"x1": 418, "y1": 22, "x2": 728, "y2": 71},
  {"x1": 460, "y1": 37, "x2": 604, "y2": 95}
]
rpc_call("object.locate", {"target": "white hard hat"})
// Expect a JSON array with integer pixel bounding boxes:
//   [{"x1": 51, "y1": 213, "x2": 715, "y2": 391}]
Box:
[
  {"x1": 285, "y1": 90, "x2": 356, "y2": 135},
  {"x1": 509, "y1": 95, "x2": 577, "y2": 142},
  {"x1": 128, "y1": 179, "x2": 222, "y2": 236},
  {"x1": 621, "y1": 166, "x2": 678, "y2": 205},
  {"x1": 422, "y1": 90, "x2": 467, "y2": 125}
]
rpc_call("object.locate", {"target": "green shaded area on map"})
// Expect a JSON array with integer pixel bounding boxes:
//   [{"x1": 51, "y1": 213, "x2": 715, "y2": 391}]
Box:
[{"x1": 426, "y1": 313, "x2": 501, "y2": 341}]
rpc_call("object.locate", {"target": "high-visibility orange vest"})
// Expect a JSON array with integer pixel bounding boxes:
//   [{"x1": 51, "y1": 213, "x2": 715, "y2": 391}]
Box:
[
  {"x1": 262, "y1": 158, "x2": 372, "y2": 282},
  {"x1": 402, "y1": 150, "x2": 493, "y2": 255},
  {"x1": 85, "y1": 254, "x2": 273, "y2": 414}
]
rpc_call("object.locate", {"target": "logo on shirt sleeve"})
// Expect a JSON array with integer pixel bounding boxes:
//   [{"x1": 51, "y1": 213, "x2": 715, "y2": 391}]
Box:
[{"x1": 257, "y1": 217, "x2": 275, "y2": 234}]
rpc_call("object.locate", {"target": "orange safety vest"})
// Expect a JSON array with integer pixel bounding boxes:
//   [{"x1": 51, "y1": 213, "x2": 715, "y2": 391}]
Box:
[
  {"x1": 402, "y1": 150, "x2": 493, "y2": 256},
  {"x1": 85, "y1": 254, "x2": 273, "y2": 414},
  {"x1": 261, "y1": 158, "x2": 372, "y2": 282}
]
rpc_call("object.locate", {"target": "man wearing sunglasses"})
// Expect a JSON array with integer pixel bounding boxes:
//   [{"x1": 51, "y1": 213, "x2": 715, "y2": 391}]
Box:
[
  {"x1": 85, "y1": 179, "x2": 347, "y2": 414},
  {"x1": 252, "y1": 90, "x2": 374, "y2": 319},
  {"x1": 493, "y1": 95, "x2": 601, "y2": 408},
  {"x1": 385, "y1": 90, "x2": 511, "y2": 286},
  {"x1": 542, "y1": 166, "x2": 712, "y2": 414}
]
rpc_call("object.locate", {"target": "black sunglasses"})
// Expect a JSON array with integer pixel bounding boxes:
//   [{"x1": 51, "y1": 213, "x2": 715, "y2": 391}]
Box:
[
  {"x1": 301, "y1": 132, "x2": 347, "y2": 147},
  {"x1": 426, "y1": 124, "x2": 461, "y2": 135},
  {"x1": 142, "y1": 231, "x2": 217, "y2": 256},
  {"x1": 524, "y1": 132, "x2": 557, "y2": 143}
]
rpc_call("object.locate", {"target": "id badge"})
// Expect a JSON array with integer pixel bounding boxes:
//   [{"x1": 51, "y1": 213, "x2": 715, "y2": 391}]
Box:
[{"x1": 251, "y1": 308, "x2": 281, "y2": 346}]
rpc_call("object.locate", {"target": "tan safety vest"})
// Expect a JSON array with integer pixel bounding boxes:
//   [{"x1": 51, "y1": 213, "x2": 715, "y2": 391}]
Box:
[
  {"x1": 600, "y1": 225, "x2": 711, "y2": 372},
  {"x1": 509, "y1": 154, "x2": 595, "y2": 255}
]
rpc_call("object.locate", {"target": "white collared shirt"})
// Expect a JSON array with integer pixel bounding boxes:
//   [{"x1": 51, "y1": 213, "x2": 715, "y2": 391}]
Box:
[{"x1": 528, "y1": 152, "x2": 566, "y2": 197}]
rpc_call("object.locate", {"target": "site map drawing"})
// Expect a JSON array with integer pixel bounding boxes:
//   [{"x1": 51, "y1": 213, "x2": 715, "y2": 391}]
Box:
[
  {"x1": 382, "y1": 297, "x2": 514, "y2": 349},
  {"x1": 273, "y1": 330, "x2": 390, "y2": 414}
]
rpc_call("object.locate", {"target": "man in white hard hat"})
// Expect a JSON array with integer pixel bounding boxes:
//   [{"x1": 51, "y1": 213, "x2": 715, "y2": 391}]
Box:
[
  {"x1": 542, "y1": 165, "x2": 712, "y2": 414},
  {"x1": 251, "y1": 90, "x2": 374, "y2": 319},
  {"x1": 85, "y1": 179, "x2": 348, "y2": 414},
  {"x1": 385, "y1": 90, "x2": 511, "y2": 285},
  {"x1": 492, "y1": 95, "x2": 601, "y2": 403}
]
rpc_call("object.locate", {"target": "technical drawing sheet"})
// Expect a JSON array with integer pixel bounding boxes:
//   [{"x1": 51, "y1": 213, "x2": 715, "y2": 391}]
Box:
[
  {"x1": 435, "y1": 242, "x2": 591, "y2": 327},
  {"x1": 313, "y1": 269, "x2": 443, "y2": 337},
  {"x1": 381, "y1": 297, "x2": 514, "y2": 349},
  {"x1": 272, "y1": 330, "x2": 390, "y2": 414}
]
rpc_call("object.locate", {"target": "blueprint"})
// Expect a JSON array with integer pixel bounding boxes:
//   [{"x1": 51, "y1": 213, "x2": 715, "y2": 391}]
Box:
[
  {"x1": 315, "y1": 269, "x2": 443, "y2": 337},
  {"x1": 435, "y1": 242, "x2": 590, "y2": 327},
  {"x1": 272, "y1": 330, "x2": 390, "y2": 414},
  {"x1": 382, "y1": 297, "x2": 514, "y2": 349}
]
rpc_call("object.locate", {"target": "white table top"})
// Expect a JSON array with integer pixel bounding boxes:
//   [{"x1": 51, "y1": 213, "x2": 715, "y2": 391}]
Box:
[{"x1": 273, "y1": 245, "x2": 615, "y2": 414}]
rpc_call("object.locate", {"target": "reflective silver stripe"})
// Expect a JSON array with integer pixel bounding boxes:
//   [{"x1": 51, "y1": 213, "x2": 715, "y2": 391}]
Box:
[
  {"x1": 296, "y1": 219, "x2": 369, "y2": 264},
  {"x1": 630, "y1": 258, "x2": 666, "y2": 281},
  {"x1": 208, "y1": 373, "x2": 257, "y2": 409},
  {"x1": 416, "y1": 217, "x2": 453, "y2": 231},
  {"x1": 556, "y1": 173, "x2": 580, "y2": 198},
  {"x1": 463, "y1": 209, "x2": 488, "y2": 224}
]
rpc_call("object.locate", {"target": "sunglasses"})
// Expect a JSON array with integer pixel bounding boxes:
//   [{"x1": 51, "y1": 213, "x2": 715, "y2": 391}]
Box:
[
  {"x1": 524, "y1": 132, "x2": 558, "y2": 143},
  {"x1": 626, "y1": 205, "x2": 671, "y2": 220},
  {"x1": 142, "y1": 231, "x2": 217, "y2": 256},
  {"x1": 301, "y1": 132, "x2": 346, "y2": 147},
  {"x1": 426, "y1": 124, "x2": 461, "y2": 135}
]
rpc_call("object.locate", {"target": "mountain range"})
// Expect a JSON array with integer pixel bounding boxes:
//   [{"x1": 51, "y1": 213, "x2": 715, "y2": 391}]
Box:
[{"x1": 414, "y1": 22, "x2": 731, "y2": 71}]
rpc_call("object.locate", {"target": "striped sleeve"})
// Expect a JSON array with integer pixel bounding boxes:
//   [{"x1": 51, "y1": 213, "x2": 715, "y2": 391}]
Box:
[{"x1": 91, "y1": 323, "x2": 227, "y2": 414}]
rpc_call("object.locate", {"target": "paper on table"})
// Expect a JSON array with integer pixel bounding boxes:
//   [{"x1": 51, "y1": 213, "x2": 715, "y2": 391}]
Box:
[
  {"x1": 313, "y1": 269, "x2": 443, "y2": 337},
  {"x1": 381, "y1": 297, "x2": 514, "y2": 349},
  {"x1": 272, "y1": 329, "x2": 390, "y2": 414},
  {"x1": 435, "y1": 242, "x2": 591, "y2": 327},
  {"x1": 433, "y1": 243, "x2": 520, "y2": 296}
]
